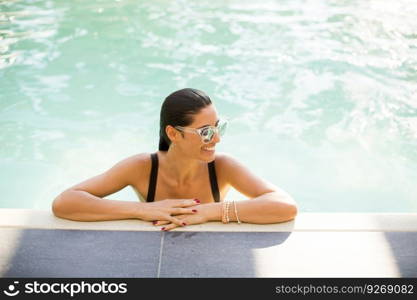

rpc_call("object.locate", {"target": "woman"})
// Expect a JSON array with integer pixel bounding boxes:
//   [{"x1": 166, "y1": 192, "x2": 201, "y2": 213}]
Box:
[{"x1": 52, "y1": 88, "x2": 297, "y2": 231}]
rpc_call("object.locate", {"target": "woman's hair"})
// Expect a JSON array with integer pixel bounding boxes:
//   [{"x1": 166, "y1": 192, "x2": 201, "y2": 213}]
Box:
[{"x1": 159, "y1": 88, "x2": 212, "y2": 151}]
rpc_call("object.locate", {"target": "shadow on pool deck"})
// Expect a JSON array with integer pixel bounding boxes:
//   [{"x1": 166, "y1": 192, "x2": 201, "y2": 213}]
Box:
[
  {"x1": 383, "y1": 232, "x2": 417, "y2": 277},
  {"x1": 1, "y1": 229, "x2": 291, "y2": 278}
]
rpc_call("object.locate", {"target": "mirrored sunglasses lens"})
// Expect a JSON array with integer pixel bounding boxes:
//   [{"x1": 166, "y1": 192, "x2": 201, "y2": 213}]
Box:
[
  {"x1": 202, "y1": 121, "x2": 227, "y2": 143},
  {"x1": 219, "y1": 122, "x2": 227, "y2": 136},
  {"x1": 202, "y1": 128, "x2": 214, "y2": 143}
]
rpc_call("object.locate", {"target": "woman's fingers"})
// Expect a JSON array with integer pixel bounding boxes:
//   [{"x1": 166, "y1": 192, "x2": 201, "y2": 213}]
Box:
[
  {"x1": 156, "y1": 215, "x2": 188, "y2": 231},
  {"x1": 161, "y1": 222, "x2": 180, "y2": 231},
  {"x1": 172, "y1": 198, "x2": 200, "y2": 208},
  {"x1": 149, "y1": 199, "x2": 200, "y2": 230},
  {"x1": 170, "y1": 207, "x2": 198, "y2": 215},
  {"x1": 166, "y1": 215, "x2": 187, "y2": 227},
  {"x1": 152, "y1": 220, "x2": 170, "y2": 226},
  {"x1": 153, "y1": 208, "x2": 195, "y2": 225}
]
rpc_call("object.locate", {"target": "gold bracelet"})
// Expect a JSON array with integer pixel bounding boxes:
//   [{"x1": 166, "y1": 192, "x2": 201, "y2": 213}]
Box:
[
  {"x1": 221, "y1": 201, "x2": 228, "y2": 224},
  {"x1": 226, "y1": 201, "x2": 230, "y2": 223},
  {"x1": 233, "y1": 200, "x2": 241, "y2": 224}
]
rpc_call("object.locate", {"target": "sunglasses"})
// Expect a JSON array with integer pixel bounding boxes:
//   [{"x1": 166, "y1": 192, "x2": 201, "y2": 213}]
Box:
[{"x1": 174, "y1": 119, "x2": 228, "y2": 144}]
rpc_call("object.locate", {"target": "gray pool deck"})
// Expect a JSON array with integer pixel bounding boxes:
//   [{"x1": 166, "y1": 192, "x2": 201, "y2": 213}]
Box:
[{"x1": 0, "y1": 209, "x2": 416, "y2": 277}]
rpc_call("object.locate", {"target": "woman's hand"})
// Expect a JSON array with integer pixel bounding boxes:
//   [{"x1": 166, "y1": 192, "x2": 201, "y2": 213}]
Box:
[
  {"x1": 138, "y1": 198, "x2": 200, "y2": 227},
  {"x1": 153, "y1": 211, "x2": 207, "y2": 231},
  {"x1": 152, "y1": 202, "x2": 220, "y2": 231}
]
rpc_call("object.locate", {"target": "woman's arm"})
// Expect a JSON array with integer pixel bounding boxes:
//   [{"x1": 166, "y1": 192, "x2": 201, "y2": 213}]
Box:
[
  {"x1": 154, "y1": 153, "x2": 297, "y2": 230},
  {"x1": 52, "y1": 154, "x2": 144, "y2": 221},
  {"x1": 53, "y1": 190, "x2": 198, "y2": 225},
  {"x1": 200, "y1": 190, "x2": 297, "y2": 224},
  {"x1": 53, "y1": 189, "x2": 144, "y2": 221},
  {"x1": 52, "y1": 153, "x2": 198, "y2": 225},
  {"x1": 212, "y1": 153, "x2": 298, "y2": 223},
  {"x1": 156, "y1": 191, "x2": 296, "y2": 230}
]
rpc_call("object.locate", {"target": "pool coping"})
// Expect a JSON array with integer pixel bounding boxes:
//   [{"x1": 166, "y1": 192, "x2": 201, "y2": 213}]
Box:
[
  {"x1": 1, "y1": 209, "x2": 416, "y2": 232},
  {"x1": 2, "y1": 209, "x2": 417, "y2": 277}
]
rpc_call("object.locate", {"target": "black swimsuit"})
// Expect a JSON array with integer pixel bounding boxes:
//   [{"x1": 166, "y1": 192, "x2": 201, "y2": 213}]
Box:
[{"x1": 146, "y1": 152, "x2": 220, "y2": 202}]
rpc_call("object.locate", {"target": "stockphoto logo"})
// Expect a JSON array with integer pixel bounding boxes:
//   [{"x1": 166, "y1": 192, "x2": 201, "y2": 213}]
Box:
[
  {"x1": 3, "y1": 281, "x2": 127, "y2": 297},
  {"x1": 3, "y1": 281, "x2": 20, "y2": 297}
]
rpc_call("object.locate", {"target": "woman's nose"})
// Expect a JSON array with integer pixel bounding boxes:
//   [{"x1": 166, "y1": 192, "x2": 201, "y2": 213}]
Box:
[{"x1": 212, "y1": 131, "x2": 221, "y2": 143}]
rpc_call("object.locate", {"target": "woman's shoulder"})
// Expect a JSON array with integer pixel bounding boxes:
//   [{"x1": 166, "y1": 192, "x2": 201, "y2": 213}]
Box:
[
  {"x1": 114, "y1": 152, "x2": 153, "y2": 176},
  {"x1": 214, "y1": 152, "x2": 243, "y2": 174},
  {"x1": 215, "y1": 152, "x2": 240, "y2": 165},
  {"x1": 123, "y1": 151, "x2": 242, "y2": 173},
  {"x1": 120, "y1": 152, "x2": 152, "y2": 164}
]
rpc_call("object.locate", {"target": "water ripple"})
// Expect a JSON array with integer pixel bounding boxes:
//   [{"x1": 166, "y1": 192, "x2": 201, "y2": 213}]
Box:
[{"x1": 1, "y1": 0, "x2": 417, "y2": 210}]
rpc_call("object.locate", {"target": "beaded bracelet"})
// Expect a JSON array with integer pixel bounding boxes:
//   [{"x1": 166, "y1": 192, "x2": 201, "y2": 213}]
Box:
[
  {"x1": 222, "y1": 201, "x2": 231, "y2": 224},
  {"x1": 226, "y1": 201, "x2": 230, "y2": 223}
]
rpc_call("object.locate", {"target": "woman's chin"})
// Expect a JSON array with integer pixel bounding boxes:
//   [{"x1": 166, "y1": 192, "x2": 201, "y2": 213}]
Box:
[{"x1": 200, "y1": 149, "x2": 215, "y2": 161}]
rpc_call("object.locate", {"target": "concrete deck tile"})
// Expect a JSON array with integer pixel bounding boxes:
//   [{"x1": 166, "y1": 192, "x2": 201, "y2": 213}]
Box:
[
  {"x1": 159, "y1": 231, "x2": 291, "y2": 277},
  {"x1": 159, "y1": 231, "x2": 417, "y2": 277},
  {"x1": 1, "y1": 229, "x2": 162, "y2": 278}
]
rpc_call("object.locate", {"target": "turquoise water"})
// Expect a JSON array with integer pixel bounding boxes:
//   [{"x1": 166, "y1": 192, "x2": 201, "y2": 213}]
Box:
[{"x1": 1, "y1": 0, "x2": 416, "y2": 212}]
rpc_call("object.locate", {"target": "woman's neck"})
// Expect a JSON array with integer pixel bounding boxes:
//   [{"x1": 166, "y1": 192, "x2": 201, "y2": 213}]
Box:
[{"x1": 160, "y1": 146, "x2": 203, "y2": 186}]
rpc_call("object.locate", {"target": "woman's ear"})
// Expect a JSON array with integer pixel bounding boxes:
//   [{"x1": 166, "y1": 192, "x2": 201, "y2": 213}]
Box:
[{"x1": 166, "y1": 125, "x2": 179, "y2": 144}]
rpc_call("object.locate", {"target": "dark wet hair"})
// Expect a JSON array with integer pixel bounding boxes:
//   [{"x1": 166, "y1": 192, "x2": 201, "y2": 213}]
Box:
[{"x1": 159, "y1": 88, "x2": 212, "y2": 151}]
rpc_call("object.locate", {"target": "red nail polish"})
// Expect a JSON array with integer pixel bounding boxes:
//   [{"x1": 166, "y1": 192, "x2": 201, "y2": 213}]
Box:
[
  {"x1": 161, "y1": 227, "x2": 165, "y2": 231},
  {"x1": 192, "y1": 209, "x2": 197, "y2": 213},
  {"x1": 182, "y1": 222, "x2": 187, "y2": 226},
  {"x1": 152, "y1": 221, "x2": 157, "y2": 225},
  {"x1": 194, "y1": 199, "x2": 200, "y2": 203}
]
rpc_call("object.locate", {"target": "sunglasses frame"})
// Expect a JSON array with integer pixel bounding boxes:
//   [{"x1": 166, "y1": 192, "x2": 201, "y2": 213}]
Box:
[{"x1": 174, "y1": 119, "x2": 228, "y2": 144}]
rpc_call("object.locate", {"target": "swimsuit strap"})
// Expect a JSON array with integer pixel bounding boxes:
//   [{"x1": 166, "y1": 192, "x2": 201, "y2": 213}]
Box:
[
  {"x1": 208, "y1": 160, "x2": 220, "y2": 202},
  {"x1": 146, "y1": 152, "x2": 220, "y2": 203},
  {"x1": 146, "y1": 152, "x2": 158, "y2": 202}
]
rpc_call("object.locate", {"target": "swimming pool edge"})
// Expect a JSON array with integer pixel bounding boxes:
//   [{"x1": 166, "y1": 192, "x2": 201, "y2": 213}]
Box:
[{"x1": 0, "y1": 209, "x2": 416, "y2": 232}]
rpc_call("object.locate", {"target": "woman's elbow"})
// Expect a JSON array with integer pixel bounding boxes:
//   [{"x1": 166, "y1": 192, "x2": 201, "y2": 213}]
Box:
[
  {"x1": 275, "y1": 195, "x2": 298, "y2": 222},
  {"x1": 52, "y1": 192, "x2": 69, "y2": 218},
  {"x1": 285, "y1": 202, "x2": 298, "y2": 221}
]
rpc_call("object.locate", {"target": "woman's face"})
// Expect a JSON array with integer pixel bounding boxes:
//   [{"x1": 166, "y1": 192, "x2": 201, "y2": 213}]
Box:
[{"x1": 171, "y1": 104, "x2": 221, "y2": 161}]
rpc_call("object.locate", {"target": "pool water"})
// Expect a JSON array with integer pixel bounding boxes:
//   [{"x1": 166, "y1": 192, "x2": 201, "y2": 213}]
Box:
[{"x1": 1, "y1": 0, "x2": 416, "y2": 212}]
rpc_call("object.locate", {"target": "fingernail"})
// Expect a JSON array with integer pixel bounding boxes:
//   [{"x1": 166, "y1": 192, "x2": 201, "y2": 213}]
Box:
[
  {"x1": 182, "y1": 222, "x2": 187, "y2": 226},
  {"x1": 161, "y1": 227, "x2": 165, "y2": 231},
  {"x1": 152, "y1": 221, "x2": 157, "y2": 225},
  {"x1": 194, "y1": 199, "x2": 200, "y2": 203},
  {"x1": 192, "y1": 209, "x2": 197, "y2": 213}
]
